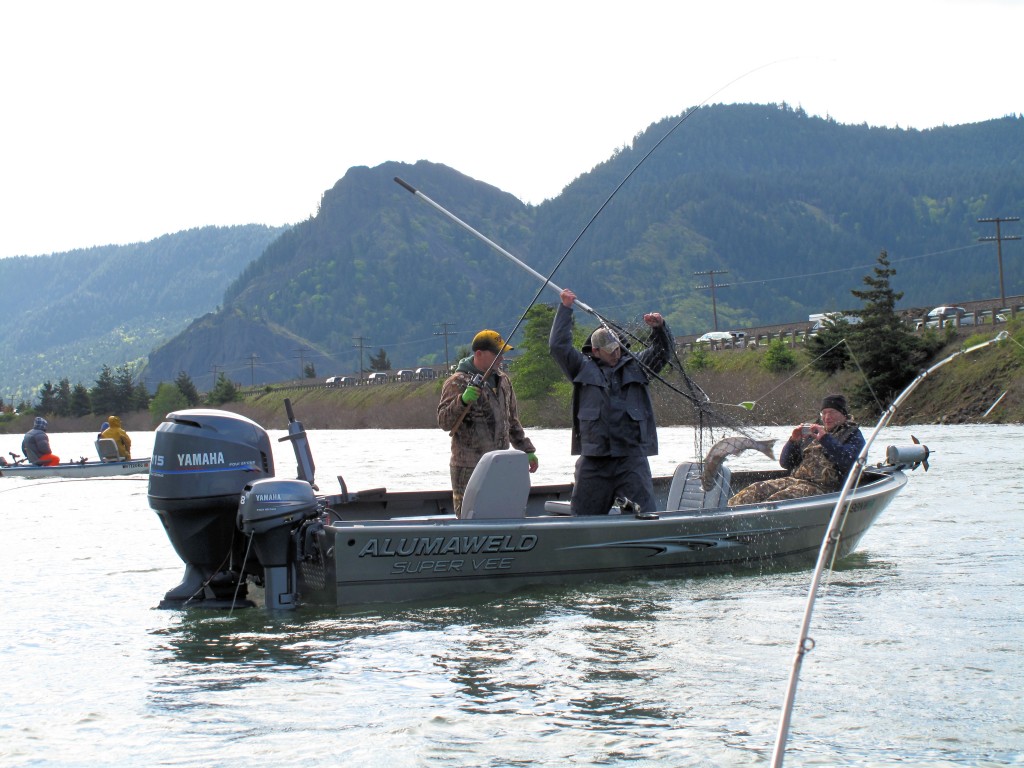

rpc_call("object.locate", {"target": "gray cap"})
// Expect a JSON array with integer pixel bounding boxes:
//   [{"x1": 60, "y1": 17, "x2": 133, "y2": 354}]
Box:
[{"x1": 591, "y1": 327, "x2": 621, "y2": 353}]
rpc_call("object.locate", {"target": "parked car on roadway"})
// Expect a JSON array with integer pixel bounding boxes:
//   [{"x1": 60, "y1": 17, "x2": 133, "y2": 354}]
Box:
[
  {"x1": 696, "y1": 331, "x2": 734, "y2": 344},
  {"x1": 809, "y1": 313, "x2": 862, "y2": 335},
  {"x1": 917, "y1": 305, "x2": 973, "y2": 330}
]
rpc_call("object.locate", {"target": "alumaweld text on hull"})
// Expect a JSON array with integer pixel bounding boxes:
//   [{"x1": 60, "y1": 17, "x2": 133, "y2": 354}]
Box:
[{"x1": 147, "y1": 401, "x2": 929, "y2": 611}]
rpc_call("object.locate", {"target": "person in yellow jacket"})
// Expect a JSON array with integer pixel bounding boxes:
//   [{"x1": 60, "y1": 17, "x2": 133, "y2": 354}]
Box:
[{"x1": 100, "y1": 415, "x2": 132, "y2": 460}]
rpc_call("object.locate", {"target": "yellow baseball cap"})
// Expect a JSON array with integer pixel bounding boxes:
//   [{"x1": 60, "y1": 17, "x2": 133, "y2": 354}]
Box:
[{"x1": 472, "y1": 330, "x2": 513, "y2": 354}]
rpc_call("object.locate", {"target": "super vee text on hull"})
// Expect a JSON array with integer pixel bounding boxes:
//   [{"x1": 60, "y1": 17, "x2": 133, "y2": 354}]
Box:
[{"x1": 147, "y1": 399, "x2": 930, "y2": 611}]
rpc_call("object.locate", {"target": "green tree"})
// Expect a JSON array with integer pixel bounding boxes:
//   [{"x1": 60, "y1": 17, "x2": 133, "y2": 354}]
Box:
[
  {"x1": 807, "y1": 316, "x2": 854, "y2": 374},
  {"x1": 303, "y1": 362, "x2": 317, "y2": 379},
  {"x1": 369, "y1": 348, "x2": 391, "y2": 371},
  {"x1": 70, "y1": 383, "x2": 92, "y2": 417},
  {"x1": 508, "y1": 305, "x2": 564, "y2": 399},
  {"x1": 54, "y1": 378, "x2": 74, "y2": 417},
  {"x1": 846, "y1": 250, "x2": 925, "y2": 413},
  {"x1": 36, "y1": 381, "x2": 59, "y2": 415},
  {"x1": 761, "y1": 339, "x2": 797, "y2": 373},
  {"x1": 174, "y1": 371, "x2": 201, "y2": 406},
  {"x1": 113, "y1": 364, "x2": 137, "y2": 406},
  {"x1": 685, "y1": 343, "x2": 712, "y2": 371},
  {"x1": 90, "y1": 365, "x2": 118, "y2": 416},
  {"x1": 132, "y1": 380, "x2": 151, "y2": 411},
  {"x1": 149, "y1": 382, "x2": 188, "y2": 425},
  {"x1": 206, "y1": 372, "x2": 239, "y2": 405}
]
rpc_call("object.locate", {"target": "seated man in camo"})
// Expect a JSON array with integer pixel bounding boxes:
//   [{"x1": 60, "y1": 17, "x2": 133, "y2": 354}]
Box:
[{"x1": 728, "y1": 394, "x2": 865, "y2": 506}]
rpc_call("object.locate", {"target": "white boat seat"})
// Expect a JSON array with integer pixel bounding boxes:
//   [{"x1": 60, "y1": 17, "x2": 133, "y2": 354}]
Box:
[
  {"x1": 95, "y1": 439, "x2": 122, "y2": 462},
  {"x1": 461, "y1": 449, "x2": 530, "y2": 519},
  {"x1": 665, "y1": 461, "x2": 733, "y2": 511}
]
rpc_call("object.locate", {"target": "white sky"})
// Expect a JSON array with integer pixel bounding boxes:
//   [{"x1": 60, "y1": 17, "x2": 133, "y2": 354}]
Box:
[{"x1": 1, "y1": 0, "x2": 1020, "y2": 259}]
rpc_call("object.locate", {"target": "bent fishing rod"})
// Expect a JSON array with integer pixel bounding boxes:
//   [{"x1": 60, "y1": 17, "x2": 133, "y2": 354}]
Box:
[
  {"x1": 769, "y1": 330, "x2": 1010, "y2": 768},
  {"x1": 395, "y1": 178, "x2": 714, "y2": 417},
  {"x1": 396, "y1": 61, "x2": 792, "y2": 429}
]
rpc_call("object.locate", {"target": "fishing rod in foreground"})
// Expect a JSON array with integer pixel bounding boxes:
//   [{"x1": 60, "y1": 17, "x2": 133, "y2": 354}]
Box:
[{"x1": 769, "y1": 330, "x2": 1010, "y2": 767}]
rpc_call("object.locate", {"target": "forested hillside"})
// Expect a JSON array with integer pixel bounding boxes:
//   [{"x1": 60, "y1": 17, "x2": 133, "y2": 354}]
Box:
[
  {"x1": 147, "y1": 104, "x2": 1024, "y2": 388},
  {"x1": 0, "y1": 224, "x2": 287, "y2": 402}
]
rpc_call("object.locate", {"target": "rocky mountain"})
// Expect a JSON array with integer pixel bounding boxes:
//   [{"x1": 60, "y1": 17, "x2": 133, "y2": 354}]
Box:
[{"x1": 146, "y1": 104, "x2": 1024, "y2": 389}]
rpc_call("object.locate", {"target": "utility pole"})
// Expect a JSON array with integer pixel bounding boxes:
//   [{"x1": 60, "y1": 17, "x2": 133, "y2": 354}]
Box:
[
  {"x1": 694, "y1": 269, "x2": 731, "y2": 330},
  {"x1": 978, "y1": 216, "x2": 1021, "y2": 306},
  {"x1": 210, "y1": 364, "x2": 222, "y2": 391},
  {"x1": 292, "y1": 347, "x2": 308, "y2": 380},
  {"x1": 434, "y1": 321, "x2": 456, "y2": 371},
  {"x1": 247, "y1": 353, "x2": 259, "y2": 387},
  {"x1": 353, "y1": 336, "x2": 370, "y2": 382}
]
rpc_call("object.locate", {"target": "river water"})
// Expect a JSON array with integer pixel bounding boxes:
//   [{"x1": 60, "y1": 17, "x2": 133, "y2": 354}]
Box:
[{"x1": 1, "y1": 424, "x2": 1021, "y2": 767}]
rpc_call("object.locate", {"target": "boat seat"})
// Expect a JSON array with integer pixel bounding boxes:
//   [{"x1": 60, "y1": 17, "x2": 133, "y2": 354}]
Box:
[
  {"x1": 665, "y1": 461, "x2": 733, "y2": 511},
  {"x1": 461, "y1": 449, "x2": 530, "y2": 519},
  {"x1": 95, "y1": 439, "x2": 122, "y2": 462}
]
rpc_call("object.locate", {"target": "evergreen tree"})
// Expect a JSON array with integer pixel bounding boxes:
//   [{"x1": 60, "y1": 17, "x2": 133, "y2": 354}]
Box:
[
  {"x1": 133, "y1": 381, "x2": 151, "y2": 411},
  {"x1": 70, "y1": 383, "x2": 92, "y2": 417},
  {"x1": 206, "y1": 372, "x2": 239, "y2": 405},
  {"x1": 36, "y1": 381, "x2": 59, "y2": 415},
  {"x1": 54, "y1": 378, "x2": 74, "y2": 417},
  {"x1": 113, "y1": 364, "x2": 136, "y2": 406},
  {"x1": 174, "y1": 371, "x2": 201, "y2": 406},
  {"x1": 90, "y1": 365, "x2": 118, "y2": 416},
  {"x1": 303, "y1": 362, "x2": 317, "y2": 379},
  {"x1": 369, "y1": 348, "x2": 391, "y2": 371},
  {"x1": 847, "y1": 250, "x2": 923, "y2": 413},
  {"x1": 807, "y1": 317, "x2": 854, "y2": 374}
]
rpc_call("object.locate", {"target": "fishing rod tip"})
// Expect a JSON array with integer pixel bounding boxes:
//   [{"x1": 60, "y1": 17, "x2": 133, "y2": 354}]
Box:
[{"x1": 394, "y1": 177, "x2": 416, "y2": 194}]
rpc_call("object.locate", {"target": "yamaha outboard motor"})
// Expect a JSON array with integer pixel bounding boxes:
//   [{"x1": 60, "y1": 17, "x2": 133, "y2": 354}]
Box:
[
  {"x1": 238, "y1": 478, "x2": 321, "y2": 610},
  {"x1": 148, "y1": 409, "x2": 275, "y2": 607}
]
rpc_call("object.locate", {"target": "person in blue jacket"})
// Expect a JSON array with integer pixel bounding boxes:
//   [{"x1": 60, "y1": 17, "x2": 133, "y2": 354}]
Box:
[{"x1": 549, "y1": 288, "x2": 674, "y2": 516}]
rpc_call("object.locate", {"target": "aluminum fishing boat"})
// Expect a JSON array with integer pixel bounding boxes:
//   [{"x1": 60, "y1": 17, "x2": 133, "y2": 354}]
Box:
[
  {"x1": 0, "y1": 458, "x2": 151, "y2": 478},
  {"x1": 2, "y1": 438, "x2": 150, "y2": 478},
  {"x1": 147, "y1": 403, "x2": 926, "y2": 611}
]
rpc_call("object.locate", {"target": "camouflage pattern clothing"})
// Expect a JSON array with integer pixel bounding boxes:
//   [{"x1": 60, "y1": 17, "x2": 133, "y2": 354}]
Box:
[
  {"x1": 728, "y1": 420, "x2": 864, "y2": 506},
  {"x1": 438, "y1": 357, "x2": 535, "y2": 516}
]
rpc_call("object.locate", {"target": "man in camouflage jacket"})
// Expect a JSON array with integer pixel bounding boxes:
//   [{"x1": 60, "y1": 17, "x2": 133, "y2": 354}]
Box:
[
  {"x1": 728, "y1": 394, "x2": 865, "y2": 506},
  {"x1": 437, "y1": 329, "x2": 538, "y2": 517}
]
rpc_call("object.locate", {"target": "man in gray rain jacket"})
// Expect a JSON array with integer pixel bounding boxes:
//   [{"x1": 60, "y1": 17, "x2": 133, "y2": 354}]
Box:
[{"x1": 549, "y1": 288, "x2": 674, "y2": 516}]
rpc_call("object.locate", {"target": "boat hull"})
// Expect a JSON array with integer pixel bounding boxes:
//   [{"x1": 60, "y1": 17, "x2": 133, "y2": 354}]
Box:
[
  {"x1": 0, "y1": 458, "x2": 151, "y2": 478},
  {"x1": 308, "y1": 470, "x2": 906, "y2": 606}
]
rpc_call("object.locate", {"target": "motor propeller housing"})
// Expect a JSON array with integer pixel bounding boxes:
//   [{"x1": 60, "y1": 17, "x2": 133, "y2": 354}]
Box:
[
  {"x1": 238, "y1": 478, "x2": 321, "y2": 610},
  {"x1": 148, "y1": 409, "x2": 276, "y2": 607}
]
